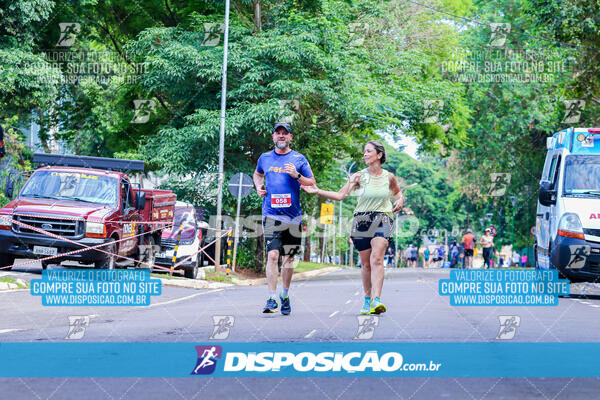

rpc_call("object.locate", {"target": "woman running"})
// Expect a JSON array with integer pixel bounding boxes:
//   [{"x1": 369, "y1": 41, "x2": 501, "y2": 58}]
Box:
[{"x1": 301, "y1": 141, "x2": 404, "y2": 314}]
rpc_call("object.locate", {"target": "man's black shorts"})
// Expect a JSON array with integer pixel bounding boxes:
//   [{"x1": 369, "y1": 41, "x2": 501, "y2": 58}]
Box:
[
  {"x1": 263, "y1": 217, "x2": 302, "y2": 256},
  {"x1": 464, "y1": 249, "x2": 474, "y2": 257},
  {"x1": 350, "y1": 212, "x2": 393, "y2": 252}
]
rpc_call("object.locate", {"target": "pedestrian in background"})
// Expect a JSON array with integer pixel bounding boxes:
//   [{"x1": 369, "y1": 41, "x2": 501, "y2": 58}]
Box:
[
  {"x1": 449, "y1": 240, "x2": 459, "y2": 268},
  {"x1": 512, "y1": 251, "x2": 520, "y2": 267},
  {"x1": 436, "y1": 245, "x2": 445, "y2": 268},
  {"x1": 459, "y1": 243, "x2": 465, "y2": 269},
  {"x1": 384, "y1": 245, "x2": 394, "y2": 269},
  {"x1": 479, "y1": 228, "x2": 494, "y2": 269},
  {"x1": 406, "y1": 244, "x2": 417, "y2": 268},
  {"x1": 462, "y1": 229, "x2": 476, "y2": 268}
]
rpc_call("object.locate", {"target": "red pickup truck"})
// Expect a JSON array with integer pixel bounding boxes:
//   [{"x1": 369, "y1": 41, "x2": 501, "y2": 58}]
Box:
[{"x1": 0, "y1": 153, "x2": 175, "y2": 270}]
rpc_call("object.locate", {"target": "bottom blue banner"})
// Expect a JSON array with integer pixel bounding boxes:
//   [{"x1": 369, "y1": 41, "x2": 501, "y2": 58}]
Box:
[{"x1": 0, "y1": 342, "x2": 598, "y2": 377}]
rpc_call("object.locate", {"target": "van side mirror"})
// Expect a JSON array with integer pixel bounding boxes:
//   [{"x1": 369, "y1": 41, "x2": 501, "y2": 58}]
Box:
[
  {"x1": 538, "y1": 181, "x2": 556, "y2": 206},
  {"x1": 135, "y1": 191, "x2": 146, "y2": 210},
  {"x1": 4, "y1": 177, "x2": 14, "y2": 199}
]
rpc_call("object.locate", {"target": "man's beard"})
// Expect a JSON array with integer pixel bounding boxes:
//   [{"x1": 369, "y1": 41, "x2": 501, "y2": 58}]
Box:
[{"x1": 275, "y1": 141, "x2": 289, "y2": 150}]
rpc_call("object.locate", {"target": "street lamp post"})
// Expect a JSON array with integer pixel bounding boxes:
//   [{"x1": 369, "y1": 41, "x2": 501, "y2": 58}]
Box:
[{"x1": 214, "y1": 0, "x2": 231, "y2": 269}]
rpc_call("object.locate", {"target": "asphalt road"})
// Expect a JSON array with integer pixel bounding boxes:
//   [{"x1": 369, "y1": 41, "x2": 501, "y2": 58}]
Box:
[{"x1": 2, "y1": 264, "x2": 600, "y2": 399}]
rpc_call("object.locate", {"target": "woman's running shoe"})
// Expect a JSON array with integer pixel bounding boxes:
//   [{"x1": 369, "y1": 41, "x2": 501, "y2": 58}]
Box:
[{"x1": 370, "y1": 298, "x2": 387, "y2": 314}]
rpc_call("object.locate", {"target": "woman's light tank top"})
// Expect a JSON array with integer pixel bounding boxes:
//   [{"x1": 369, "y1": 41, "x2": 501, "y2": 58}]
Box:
[{"x1": 354, "y1": 169, "x2": 393, "y2": 215}]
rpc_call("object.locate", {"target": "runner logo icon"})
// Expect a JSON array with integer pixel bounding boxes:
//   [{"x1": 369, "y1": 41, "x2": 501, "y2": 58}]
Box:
[
  {"x1": 496, "y1": 315, "x2": 520, "y2": 340},
  {"x1": 210, "y1": 316, "x2": 234, "y2": 340},
  {"x1": 354, "y1": 315, "x2": 379, "y2": 340},
  {"x1": 191, "y1": 345, "x2": 222, "y2": 375}
]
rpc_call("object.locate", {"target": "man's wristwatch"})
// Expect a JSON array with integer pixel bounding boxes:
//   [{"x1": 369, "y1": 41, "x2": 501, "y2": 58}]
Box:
[{"x1": 296, "y1": 172, "x2": 301, "y2": 180}]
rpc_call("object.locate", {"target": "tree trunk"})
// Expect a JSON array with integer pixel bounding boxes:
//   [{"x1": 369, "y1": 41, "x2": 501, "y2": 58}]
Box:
[{"x1": 253, "y1": 1, "x2": 262, "y2": 33}]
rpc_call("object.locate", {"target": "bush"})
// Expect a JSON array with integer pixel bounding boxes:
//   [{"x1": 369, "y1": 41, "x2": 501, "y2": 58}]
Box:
[{"x1": 235, "y1": 238, "x2": 263, "y2": 273}]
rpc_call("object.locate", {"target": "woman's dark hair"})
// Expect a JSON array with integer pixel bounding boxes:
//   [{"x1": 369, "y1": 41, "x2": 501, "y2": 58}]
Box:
[{"x1": 366, "y1": 140, "x2": 386, "y2": 164}]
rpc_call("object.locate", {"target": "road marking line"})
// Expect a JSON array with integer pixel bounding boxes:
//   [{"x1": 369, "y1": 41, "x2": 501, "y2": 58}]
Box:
[
  {"x1": 0, "y1": 329, "x2": 24, "y2": 334},
  {"x1": 354, "y1": 291, "x2": 359, "y2": 296},
  {"x1": 590, "y1": 305, "x2": 600, "y2": 308},
  {"x1": 304, "y1": 329, "x2": 316, "y2": 338},
  {"x1": 146, "y1": 289, "x2": 223, "y2": 308},
  {"x1": 345, "y1": 299, "x2": 351, "y2": 304},
  {"x1": 329, "y1": 311, "x2": 339, "y2": 318},
  {"x1": 580, "y1": 301, "x2": 591, "y2": 305}
]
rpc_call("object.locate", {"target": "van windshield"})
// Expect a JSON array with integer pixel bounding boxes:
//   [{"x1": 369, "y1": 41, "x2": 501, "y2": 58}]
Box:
[
  {"x1": 174, "y1": 207, "x2": 197, "y2": 230},
  {"x1": 563, "y1": 155, "x2": 600, "y2": 195},
  {"x1": 20, "y1": 170, "x2": 118, "y2": 205}
]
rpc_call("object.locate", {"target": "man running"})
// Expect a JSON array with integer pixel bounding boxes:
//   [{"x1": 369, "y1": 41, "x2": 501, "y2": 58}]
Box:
[
  {"x1": 254, "y1": 122, "x2": 315, "y2": 315},
  {"x1": 462, "y1": 229, "x2": 475, "y2": 269}
]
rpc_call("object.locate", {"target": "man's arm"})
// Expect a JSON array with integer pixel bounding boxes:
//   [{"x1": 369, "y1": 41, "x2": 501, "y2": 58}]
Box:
[
  {"x1": 283, "y1": 162, "x2": 315, "y2": 186},
  {"x1": 253, "y1": 170, "x2": 267, "y2": 197}
]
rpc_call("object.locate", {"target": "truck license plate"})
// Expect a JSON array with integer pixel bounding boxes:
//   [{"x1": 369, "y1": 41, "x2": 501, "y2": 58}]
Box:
[{"x1": 33, "y1": 246, "x2": 58, "y2": 256}]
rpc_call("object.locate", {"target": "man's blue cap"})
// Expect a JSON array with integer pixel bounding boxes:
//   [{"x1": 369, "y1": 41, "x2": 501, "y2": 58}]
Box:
[{"x1": 273, "y1": 122, "x2": 292, "y2": 134}]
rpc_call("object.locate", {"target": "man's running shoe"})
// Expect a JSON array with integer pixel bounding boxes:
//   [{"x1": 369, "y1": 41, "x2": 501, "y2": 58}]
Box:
[
  {"x1": 263, "y1": 297, "x2": 278, "y2": 313},
  {"x1": 370, "y1": 298, "x2": 387, "y2": 314},
  {"x1": 280, "y1": 295, "x2": 291, "y2": 315}
]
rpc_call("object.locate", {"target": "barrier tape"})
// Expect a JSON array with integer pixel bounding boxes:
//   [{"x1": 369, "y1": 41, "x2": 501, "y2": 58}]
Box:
[
  {"x1": 180, "y1": 231, "x2": 233, "y2": 268},
  {"x1": 0, "y1": 214, "x2": 233, "y2": 274},
  {"x1": 169, "y1": 229, "x2": 233, "y2": 269},
  {"x1": 0, "y1": 215, "x2": 170, "y2": 270},
  {"x1": 3, "y1": 212, "x2": 231, "y2": 230}
]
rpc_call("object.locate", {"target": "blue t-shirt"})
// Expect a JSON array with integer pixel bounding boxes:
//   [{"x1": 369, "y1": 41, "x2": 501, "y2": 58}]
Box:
[{"x1": 256, "y1": 149, "x2": 313, "y2": 223}]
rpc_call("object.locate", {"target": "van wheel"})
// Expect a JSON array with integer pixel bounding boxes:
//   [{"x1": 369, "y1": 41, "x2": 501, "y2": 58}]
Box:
[
  {"x1": 95, "y1": 239, "x2": 117, "y2": 269},
  {"x1": 184, "y1": 259, "x2": 198, "y2": 279},
  {"x1": 183, "y1": 260, "x2": 198, "y2": 279},
  {"x1": 0, "y1": 254, "x2": 15, "y2": 271}
]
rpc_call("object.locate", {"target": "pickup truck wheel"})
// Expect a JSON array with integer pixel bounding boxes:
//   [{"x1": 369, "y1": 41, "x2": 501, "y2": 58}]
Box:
[
  {"x1": 138, "y1": 236, "x2": 156, "y2": 270},
  {"x1": 95, "y1": 239, "x2": 116, "y2": 269},
  {"x1": 184, "y1": 259, "x2": 198, "y2": 279},
  {"x1": 0, "y1": 254, "x2": 15, "y2": 271}
]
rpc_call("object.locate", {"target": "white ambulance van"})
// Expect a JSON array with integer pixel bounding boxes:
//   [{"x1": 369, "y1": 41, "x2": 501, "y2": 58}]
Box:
[
  {"x1": 536, "y1": 127, "x2": 600, "y2": 281},
  {"x1": 156, "y1": 201, "x2": 208, "y2": 279}
]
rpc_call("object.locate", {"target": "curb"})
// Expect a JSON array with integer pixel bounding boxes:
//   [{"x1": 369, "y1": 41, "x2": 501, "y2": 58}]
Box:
[
  {"x1": 231, "y1": 266, "x2": 341, "y2": 286},
  {"x1": 158, "y1": 266, "x2": 342, "y2": 289},
  {"x1": 0, "y1": 278, "x2": 28, "y2": 291},
  {"x1": 159, "y1": 278, "x2": 233, "y2": 290}
]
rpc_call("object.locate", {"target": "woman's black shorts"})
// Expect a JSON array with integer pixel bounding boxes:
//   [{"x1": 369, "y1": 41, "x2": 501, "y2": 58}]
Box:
[{"x1": 350, "y1": 212, "x2": 394, "y2": 252}]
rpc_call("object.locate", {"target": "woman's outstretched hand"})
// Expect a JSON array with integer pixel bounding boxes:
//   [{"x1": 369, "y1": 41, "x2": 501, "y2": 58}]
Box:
[
  {"x1": 392, "y1": 198, "x2": 404, "y2": 213},
  {"x1": 301, "y1": 184, "x2": 319, "y2": 195}
]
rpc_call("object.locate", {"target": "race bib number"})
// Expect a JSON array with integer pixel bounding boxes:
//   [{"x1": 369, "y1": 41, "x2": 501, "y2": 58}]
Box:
[{"x1": 271, "y1": 193, "x2": 292, "y2": 208}]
